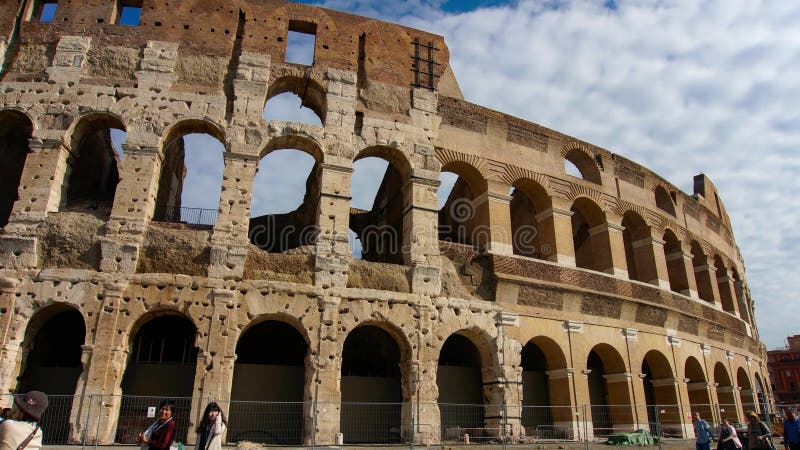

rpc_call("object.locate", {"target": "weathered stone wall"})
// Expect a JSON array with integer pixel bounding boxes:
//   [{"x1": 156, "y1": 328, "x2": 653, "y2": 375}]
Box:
[{"x1": 0, "y1": 0, "x2": 770, "y2": 446}]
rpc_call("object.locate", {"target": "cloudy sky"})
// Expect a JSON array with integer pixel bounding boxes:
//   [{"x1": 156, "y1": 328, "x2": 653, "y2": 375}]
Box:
[{"x1": 113, "y1": 0, "x2": 799, "y2": 349}]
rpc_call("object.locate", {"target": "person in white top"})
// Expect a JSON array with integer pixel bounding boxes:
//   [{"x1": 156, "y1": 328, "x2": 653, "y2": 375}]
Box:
[
  {"x1": 195, "y1": 402, "x2": 226, "y2": 450},
  {"x1": 0, "y1": 391, "x2": 49, "y2": 450}
]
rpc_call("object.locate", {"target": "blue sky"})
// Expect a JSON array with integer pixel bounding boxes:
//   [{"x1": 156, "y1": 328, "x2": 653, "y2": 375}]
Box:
[{"x1": 110, "y1": 0, "x2": 799, "y2": 349}]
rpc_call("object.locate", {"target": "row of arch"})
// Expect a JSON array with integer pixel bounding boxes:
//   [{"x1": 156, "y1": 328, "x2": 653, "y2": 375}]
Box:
[{"x1": 18, "y1": 304, "x2": 767, "y2": 444}]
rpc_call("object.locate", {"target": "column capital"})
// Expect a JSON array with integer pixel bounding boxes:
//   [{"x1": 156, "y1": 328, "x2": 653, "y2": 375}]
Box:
[
  {"x1": 535, "y1": 207, "x2": 574, "y2": 222},
  {"x1": 633, "y1": 236, "x2": 666, "y2": 249},
  {"x1": 650, "y1": 377, "x2": 680, "y2": 387},
  {"x1": 546, "y1": 368, "x2": 574, "y2": 380},
  {"x1": 589, "y1": 222, "x2": 625, "y2": 236},
  {"x1": 603, "y1": 372, "x2": 632, "y2": 383}
]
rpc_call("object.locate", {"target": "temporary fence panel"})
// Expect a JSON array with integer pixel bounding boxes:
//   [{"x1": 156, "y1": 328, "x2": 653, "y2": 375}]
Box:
[{"x1": 222, "y1": 400, "x2": 305, "y2": 445}]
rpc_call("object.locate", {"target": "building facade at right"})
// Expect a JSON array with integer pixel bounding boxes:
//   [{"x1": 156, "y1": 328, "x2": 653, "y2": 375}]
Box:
[{"x1": 768, "y1": 336, "x2": 800, "y2": 406}]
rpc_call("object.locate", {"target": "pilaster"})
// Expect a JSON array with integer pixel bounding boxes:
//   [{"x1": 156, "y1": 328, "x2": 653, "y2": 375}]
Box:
[
  {"x1": 314, "y1": 162, "x2": 352, "y2": 289},
  {"x1": 534, "y1": 206, "x2": 576, "y2": 266},
  {"x1": 632, "y1": 235, "x2": 671, "y2": 288},
  {"x1": 588, "y1": 220, "x2": 628, "y2": 277}
]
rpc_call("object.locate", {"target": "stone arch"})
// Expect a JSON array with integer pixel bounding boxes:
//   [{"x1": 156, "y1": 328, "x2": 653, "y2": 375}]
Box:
[
  {"x1": 714, "y1": 255, "x2": 737, "y2": 314},
  {"x1": 653, "y1": 185, "x2": 676, "y2": 216},
  {"x1": 562, "y1": 145, "x2": 601, "y2": 184},
  {"x1": 641, "y1": 350, "x2": 680, "y2": 433},
  {"x1": 662, "y1": 228, "x2": 690, "y2": 294},
  {"x1": 0, "y1": 109, "x2": 34, "y2": 227},
  {"x1": 521, "y1": 336, "x2": 571, "y2": 437},
  {"x1": 16, "y1": 304, "x2": 85, "y2": 444},
  {"x1": 153, "y1": 118, "x2": 226, "y2": 225},
  {"x1": 714, "y1": 362, "x2": 738, "y2": 420},
  {"x1": 586, "y1": 343, "x2": 632, "y2": 436},
  {"x1": 340, "y1": 323, "x2": 407, "y2": 444},
  {"x1": 350, "y1": 145, "x2": 413, "y2": 264},
  {"x1": 731, "y1": 269, "x2": 750, "y2": 322},
  {"x1": 117, "y1": 312, "x2": 198, "y2": 444},
  {"x1": 510, "y1": 177, "x2": 554, "y2": 260},
  {"x1": 230, "y1": 317, "x2": 310, "y2": 445},
  {"x1": 438, "y1": 160, "x2": 489, "y2": 248},
  {"x1": 684, "y1": 356, "x2": 713, "y2": 423},
  {"x1": 754, "y1": 373, "x2": 768, "y2": 415},
  {"x1": 737, "y1": 367, "x2": 756, "y2": 415},
  {"x1": 690, "y1": 241, "x2": 715, "y2": 304},
  {"x1": 571, "y1": 197, "x2": 609, "y2": 272},
  {"x1": 621, "y1": 210, "x2": 655, "y2": 283},
  {"x1": 250, "y1": 135, "x2": 324, "y2": 253},
  {"x1": 265, "y1": 76, "x2": 327, "y2": 125},
  {"x1": 62, "y1": 112, "x2": 126, "y2": 215}
]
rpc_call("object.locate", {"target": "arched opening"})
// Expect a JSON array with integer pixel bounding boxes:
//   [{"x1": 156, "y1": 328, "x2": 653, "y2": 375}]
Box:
[
  {"x1": 63, "y1": 114, "x2": 126, "y2": 217},
  {"x1": 264, "y1": 76, "x2": 325, "y2": 126},
  {"x1": 754, "y1": 374, "x2": 768, "y2": 417},
  {"x1": 17, "y1": 306, "x2": 85, "y2": 444},
  {"x1": 641, "y1": 350, "x2": 681, "y2": 437},
  {"x1": 510, "y1": 179, "x2": 552, "y2": 260},
  {"x1": 587, "y1": 344, "x2": 632, "y2": 436},
  {"x1": 563, "y1": 148, "x2": 601, "y2": 184},
  {"x1": 341, "y1": 325, "x2": 404, "y2": 444},
  {"x1": 349, "y1": 147, "x2": 411, "y2": 264},
  {"x1": 230, "y1": 320, "x2": 308, "y2": 444},
  {"x1": 571, "y1": 198, "x2": 608, "y2": 272},
  {"x1": 654, "y1": 186, "x2": 676, "y2": 216},
  {"x1": 249, "y1": 144, "x2": 320, "y2": 253},
  {"x1": 691, "y1": 241, "x2": 715, "y2": 304},
  {"x1": 0, "y1": 110, "x2": 32, "y2": 227},
  {"x1": 737, "y1": 368, "x2": 756, "y2": 415},
  {"x1": 117, "y1": 314, "x2": 198, "y2": 444},
  {"x1": 153, "y1": 121, "x2": 225, "y2": 226},
  {"x1": 732, "y1": 270, "x2": 751, "y2": 322},
  {"x1": 714, "y1": 363, "x2": 738, "y2": 422},
  {"x1": 714, "y1": 256, "x2": 736, "y2": 314},
  {"x1": 685, "y1": 357, "x2": 713, "y2": 424},
  {"x1": 437, "y1": 162, "x2": 488, "y2": 248},
  {"x1": 621, "y1": 211, "x2": 654, "y2": 283},
  {"x1": 521, "y1": 337, "x2": 572, "y2": 439},
  {"x1": 438, "y1": 333, "x2": 484, "y2": 441},
  {"x1": 662, "y1": 229, "x2": 689, "y2": 294}
]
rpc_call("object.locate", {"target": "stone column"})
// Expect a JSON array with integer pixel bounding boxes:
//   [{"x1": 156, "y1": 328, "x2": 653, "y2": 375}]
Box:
[
  {"x1": 101, "y1": 146, "x2": 163, "y2": 274},
  {"x1": 314, "y1": 160, "x2": 353, "y2": 289},
  {"x1": 693, "y1": 255, "x2": 721, "y2": 306},
  {"x1": 208, "y1": 153, "x2": 258, "y2": 279},
  {"x1": 0, "y1": 277, "x2": 22, "y2": 395},
  {"x1": 473, "y1": 181, "x2": 513, "y2": 255},
  {"x1": 664, "y1": 244, "x2": 699, "y2": 298},
  {"x1": 410, "y1": 304, "x2": 440, "y2": 445},
  {"x1": 81, "y1": 283, "x2": 131, "y2": 444},
  {"x1": 403, "y1": 174, "x2": 442, "y2": 296},
  {"x1": 311, "y1": 296, "x2": 342, "y2": 445},
  {"x1": 716, "y1": 269, "x2": 741, "y2": 316},
  {"x1": 632, "y1": 235, "x2": 671, "y2": 288},
  {"x1": 574, "y1": 368, "x2": 595, "y2": 440},
  {"x1": 588, "y1": 221, "x2": 628, "y2": 277},
  {"x1": 630, "y1": 373, "x2": 651, "y2": 431},
  {"x1": 1, "y1": 138, "x2": 70, "y2": 269},
  {"x1": 734, "y1": 280, "x2": 751, "y2": 323},
  {"x1": 482, "y1": 313, "x2": 522, "y2": 439},
  {"x1": 534, "y1": 207, "x2": 576, "y2": 266}
]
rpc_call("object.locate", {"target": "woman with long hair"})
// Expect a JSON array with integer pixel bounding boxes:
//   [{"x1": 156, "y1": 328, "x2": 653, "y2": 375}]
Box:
[
  {"x1": 0, "y1": 391, "x2": 49, "y2": 450},
  {"x1": 195, "y1": 402, "x2": 226, "y2": 450}
]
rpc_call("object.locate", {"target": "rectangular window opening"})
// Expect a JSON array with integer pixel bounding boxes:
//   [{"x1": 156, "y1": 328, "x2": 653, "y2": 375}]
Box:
[
  {"x1": 116, "y1": 1, "x2": 142, "y2": 26},
  {"x1": 32, "y1": 1, "x2": 58, "y2": 22},
  {"x1": 285, "y1": 20, "x2": 316, "y2": 66}
]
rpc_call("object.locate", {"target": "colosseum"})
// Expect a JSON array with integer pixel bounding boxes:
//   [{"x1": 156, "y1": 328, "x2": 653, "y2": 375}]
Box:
[{"x1": 0, "y1": 0, "x2": 772, "y2": 446}]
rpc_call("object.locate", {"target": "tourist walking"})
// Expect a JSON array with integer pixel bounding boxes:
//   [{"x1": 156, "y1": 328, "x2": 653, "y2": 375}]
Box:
[
  {"x1": 718, "y1": 417, "x2": 743, "y2": 450},
  {"x1": 0, "y1": 391, "x2": 49, "y2": 450},
  {"x1": 784, "y1": 409, "x2": 800, "y2": 450},
  {"x1": 138, "y1": 399, "x2": 177, "y2": 450},
  {"x1": 747, "y1": 411, "x2": 775, "y2": 450},
  {"x1": 195, "y1": 402, "x2": 226, "y2": 450},
  {"x1": 694, "y1": 411, "x2": 714, "y2": 450}
]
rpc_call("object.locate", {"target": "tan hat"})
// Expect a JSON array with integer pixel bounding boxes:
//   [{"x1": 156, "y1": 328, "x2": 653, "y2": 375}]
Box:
[{"x1": 14, "y1": 391, "x2": 48, "y2": 420}]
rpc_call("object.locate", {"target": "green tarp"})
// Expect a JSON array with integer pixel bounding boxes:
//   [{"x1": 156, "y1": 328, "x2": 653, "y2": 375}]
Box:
[{"x1": 605, "y1": 429, "x2": 657, "y2": 446}]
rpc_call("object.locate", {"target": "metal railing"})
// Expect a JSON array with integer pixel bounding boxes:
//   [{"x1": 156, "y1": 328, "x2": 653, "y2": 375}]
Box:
[
  {"x1": 152, "y1": 205, "x2": 217, "y2": 226},
  {"x1": 0, "y1": 395, "x2": 770, "y2": 448}
]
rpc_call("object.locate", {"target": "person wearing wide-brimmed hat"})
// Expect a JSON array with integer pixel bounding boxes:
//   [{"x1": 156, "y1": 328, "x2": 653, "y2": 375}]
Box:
[
  {"x1": 0, "y1": 391, "x2": 49, "y2": 450},
  {"x1": 746, "y1": 410, "x2": 775, "y2": 450}
]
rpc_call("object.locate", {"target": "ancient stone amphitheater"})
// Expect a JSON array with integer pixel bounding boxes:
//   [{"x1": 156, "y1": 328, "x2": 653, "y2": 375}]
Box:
[{"x1": 0, "y1": 0, "x2": 772, "y2": 446}]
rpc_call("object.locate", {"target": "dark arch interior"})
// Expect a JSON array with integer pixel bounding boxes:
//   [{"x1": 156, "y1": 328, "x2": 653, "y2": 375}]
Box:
[
  {"x1": 0, "y1": 113, "x2": 32, "y2": 227},
  {"x1": 341, "y1": 326, "x2": 402, "y2": 444},
  {"x1": 438, "y1": 334, "x2": 484, "y2": 440},
  {"x1": 521, "y1": 341, "x2": 553, "y2": 434},
  {"x1": 65, "y1": 117, "x2": 125, "y2": 214},
  {"x1": 571, "y1": 205, "x2": 594, "y2": 270},
  {"x1": 587, "y1": 350, "x2": 612, "y2": 434},
  {"x1": 230, "y1": 320, "x2": 307, "y2": 444},
  {"x1": 117, "y1": 315, "x2": 198, "y2": 444},
  {"x1": 18, "y1": 308, "x2": 85, "y2": 444}
]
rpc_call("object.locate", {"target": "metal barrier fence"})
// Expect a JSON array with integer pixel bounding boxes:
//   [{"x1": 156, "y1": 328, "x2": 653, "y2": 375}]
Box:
[
  {"x1": 0, "y1": 395, "x2": 769, "y2": 448},
  {"x1": 153, "y1": 205, "x2": 217, "y2": 226}
]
